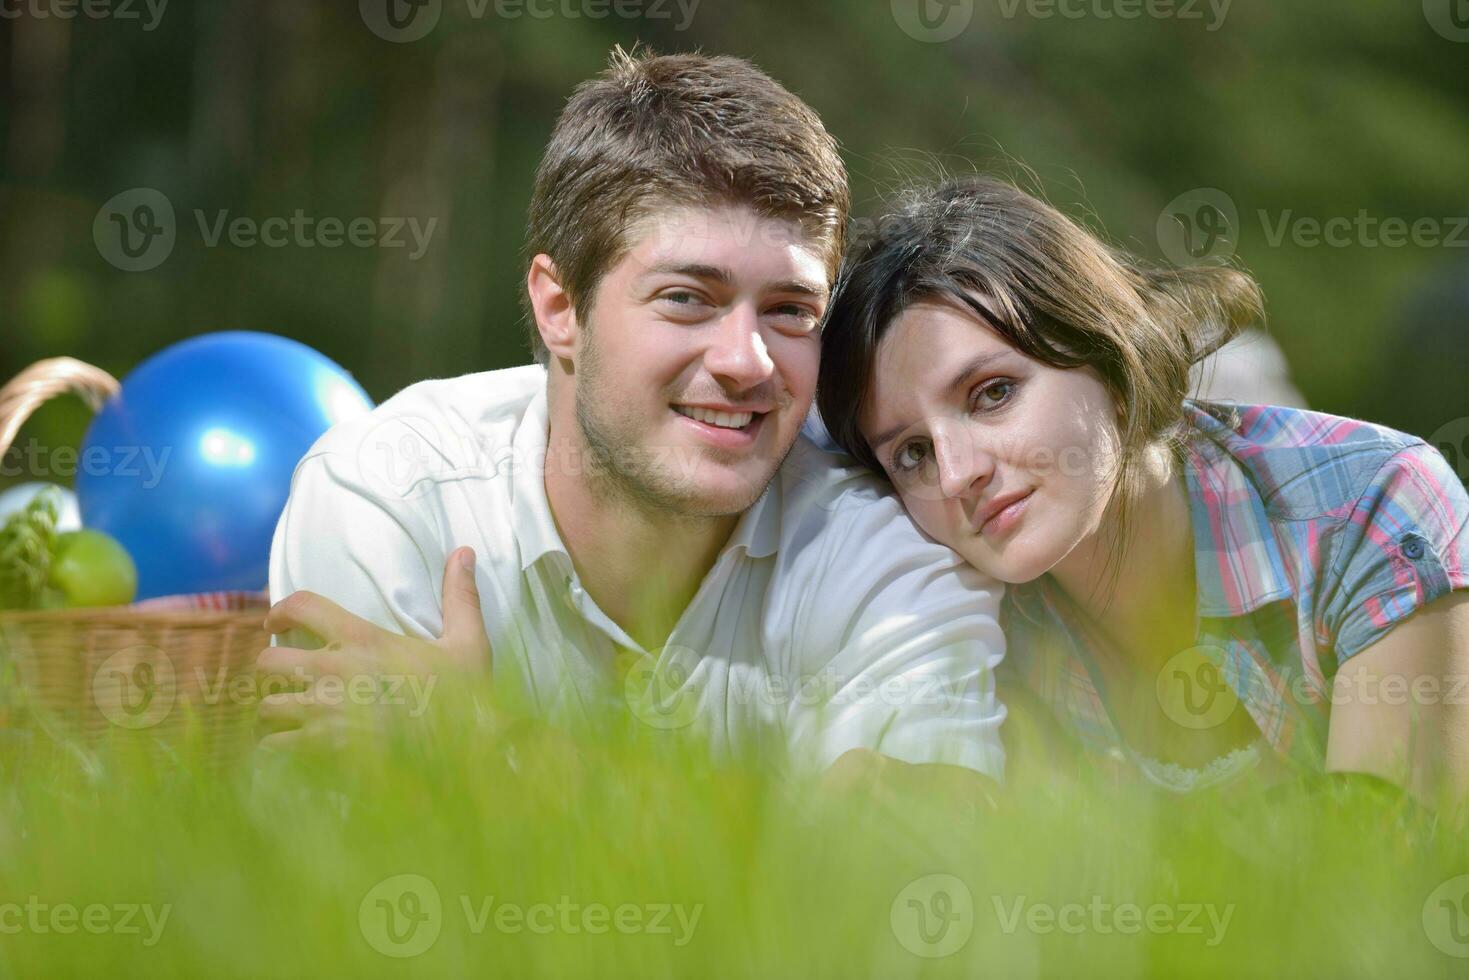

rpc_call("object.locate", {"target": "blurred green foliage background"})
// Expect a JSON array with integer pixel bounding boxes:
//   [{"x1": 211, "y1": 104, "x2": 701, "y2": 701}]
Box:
[{"x1": 2, "y1": 0, "x2": 1466, "y2": 489}]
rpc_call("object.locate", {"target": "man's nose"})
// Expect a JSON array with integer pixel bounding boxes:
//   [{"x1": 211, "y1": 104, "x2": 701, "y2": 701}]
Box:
[
  {"x1": 932, "y1": 421, "x2": 993, "y2": 500},
  {"x1": 704, "y1": 305, "x2": 775, "y2": 389}
]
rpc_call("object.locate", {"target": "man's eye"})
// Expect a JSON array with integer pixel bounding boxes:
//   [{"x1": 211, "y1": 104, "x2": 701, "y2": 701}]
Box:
[
  {"x1": 770, "y1": 303, "x2": 814, "y2": 319},
  {"x1": 662, "y1": 290, "x2": 700, "y2": 305},
  {"x1": 767, "y1": 304, "x2": 820, "y2": 333}
]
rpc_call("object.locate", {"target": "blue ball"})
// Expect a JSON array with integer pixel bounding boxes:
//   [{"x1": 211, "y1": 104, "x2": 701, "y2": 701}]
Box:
[{"x1": 77, "y1": 331, "x2": 374, "y2": 600}]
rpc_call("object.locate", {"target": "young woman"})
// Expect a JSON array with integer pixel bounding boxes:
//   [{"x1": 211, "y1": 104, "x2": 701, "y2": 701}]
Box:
[{"x1": 815, "y1": 175, "x2": 1469, "y2": 801}]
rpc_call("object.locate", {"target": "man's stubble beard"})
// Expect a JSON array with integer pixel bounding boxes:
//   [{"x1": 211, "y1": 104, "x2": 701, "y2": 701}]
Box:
[{"x1": 572, "y1": 331, "x2": 795, "y2": 522}]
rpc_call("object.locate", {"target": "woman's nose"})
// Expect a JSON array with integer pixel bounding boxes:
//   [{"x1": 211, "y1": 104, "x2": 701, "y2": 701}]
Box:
[{"x1": 933, "y1": 422, "x2": 993, "y2": 500}]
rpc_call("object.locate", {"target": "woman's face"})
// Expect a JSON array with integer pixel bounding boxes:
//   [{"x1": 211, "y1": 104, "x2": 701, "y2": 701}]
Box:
[{"x1": 857, "y1": 296, "x2": 1123, "y2": 585}]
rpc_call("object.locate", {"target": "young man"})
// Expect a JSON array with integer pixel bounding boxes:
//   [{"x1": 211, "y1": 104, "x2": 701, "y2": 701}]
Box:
[{"x1": 258, "y1": 49, "x2": 1006, "y2": 784}]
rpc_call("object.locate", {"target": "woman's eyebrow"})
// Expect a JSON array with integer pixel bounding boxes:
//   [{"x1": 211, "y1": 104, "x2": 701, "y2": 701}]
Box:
[
  {"x1": 870, "y1": 351, "x2": 1010, "y2": 453},
  {"x1": 945, "y1": 350, "x2": 1008, "y2": 391}
]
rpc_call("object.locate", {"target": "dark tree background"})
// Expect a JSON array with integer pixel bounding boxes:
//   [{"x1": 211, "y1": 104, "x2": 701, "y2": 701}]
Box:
[{"x1": 2, "y1": 0, "x2": 1467, "y2": 489}]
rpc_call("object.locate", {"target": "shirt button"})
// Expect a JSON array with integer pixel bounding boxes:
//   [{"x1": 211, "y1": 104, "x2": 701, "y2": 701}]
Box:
[{"x1": 1400, "y1": 535, "x2": 1427, "y2": 561}]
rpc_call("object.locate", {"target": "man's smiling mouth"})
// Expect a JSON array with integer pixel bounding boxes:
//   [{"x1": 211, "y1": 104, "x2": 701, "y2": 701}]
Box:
[{"x1": 672, "y1": 405, "x2": 758, "y2": 430}]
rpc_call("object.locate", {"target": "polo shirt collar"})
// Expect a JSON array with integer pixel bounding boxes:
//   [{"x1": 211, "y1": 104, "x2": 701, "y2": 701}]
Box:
[
  {"x1": 510, "y1": 380, "x2": 782, "y2": 572},
  {"x1": 511, "y1": 381, "x2": 566, "y2": 572},
  {"x1": 1183, "y1": 403, "x2": 1295, "y2": 618}
]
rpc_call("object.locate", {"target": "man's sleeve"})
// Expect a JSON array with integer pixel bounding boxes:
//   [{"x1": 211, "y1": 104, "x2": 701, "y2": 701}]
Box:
[
  {"x1": 781, "y1": 493, "x2": 1008, "y2": 781},
  {"x1": 268, "y1": 452, "x2": 445, "y2": 647}
]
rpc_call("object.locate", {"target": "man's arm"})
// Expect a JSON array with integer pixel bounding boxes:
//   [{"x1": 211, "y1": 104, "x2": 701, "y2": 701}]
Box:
[
  {"x1": 258, "y1": 546, "x2": 492, "y2": 751},
  {"x1": 269, "y1": 452, "x2": 446, "y2": 645},
  {"x1": 259, "y1": 451, "x2": 492, "y2": 750}
]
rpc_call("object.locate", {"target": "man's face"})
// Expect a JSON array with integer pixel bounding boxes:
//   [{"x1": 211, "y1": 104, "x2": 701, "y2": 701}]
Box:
[{"x1": 571, "y1": 205, "x2": 829, "y2": 517}]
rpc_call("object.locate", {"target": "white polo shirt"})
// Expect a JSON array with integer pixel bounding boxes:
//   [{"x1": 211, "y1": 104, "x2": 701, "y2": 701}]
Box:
[{"x1": 268, "y1": 365, "x2": 1006, "y2": 778}]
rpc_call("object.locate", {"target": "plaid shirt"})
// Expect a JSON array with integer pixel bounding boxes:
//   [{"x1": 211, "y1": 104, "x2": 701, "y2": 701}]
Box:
[{"x1": 1002, "y1": 401, "x2": 1469, "y2": 776}]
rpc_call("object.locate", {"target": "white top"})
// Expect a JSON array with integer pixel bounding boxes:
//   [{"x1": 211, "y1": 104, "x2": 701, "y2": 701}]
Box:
[
  {"x1": 1133, "y1": 743, "x2": 1263, "y2": 795},
  {"x1": 268, "y1": 365, "x2": 1007, "y2": 778}
]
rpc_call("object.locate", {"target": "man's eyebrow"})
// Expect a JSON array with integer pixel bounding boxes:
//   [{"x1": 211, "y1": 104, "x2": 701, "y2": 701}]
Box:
[
  {"x1": 770, "y1": 279, "x2": 829, "y2": 299},
  {"x1": 639, "y1": 262, "x2": 733, "y2": 284},
  {"x1": 638, "y1": 264, "x2": 828, "y2": 299},
  {"x1": 869, "y1": 351, "x2": 1010, "y2": 454}
]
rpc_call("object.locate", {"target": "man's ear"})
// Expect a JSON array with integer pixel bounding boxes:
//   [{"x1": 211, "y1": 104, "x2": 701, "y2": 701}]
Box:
[{"x1": 526, "y1": 254, "x2": 580, "y2": 361}]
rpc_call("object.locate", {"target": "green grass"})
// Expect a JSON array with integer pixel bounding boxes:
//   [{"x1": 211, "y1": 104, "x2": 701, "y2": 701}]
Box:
[{"x1": 1, "y1": 682, "x2": 1467, "y2": 979}]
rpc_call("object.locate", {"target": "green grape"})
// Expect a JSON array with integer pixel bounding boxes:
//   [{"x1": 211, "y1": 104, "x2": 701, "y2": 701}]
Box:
[{"x1": 0, "y1": 489, "x2": 62, "y2": 611}]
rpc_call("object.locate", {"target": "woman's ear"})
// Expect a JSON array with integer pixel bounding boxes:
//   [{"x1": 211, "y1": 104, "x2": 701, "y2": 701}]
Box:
[{"x1": 526, "y1": 254, "x2": 580, "y2": 361}]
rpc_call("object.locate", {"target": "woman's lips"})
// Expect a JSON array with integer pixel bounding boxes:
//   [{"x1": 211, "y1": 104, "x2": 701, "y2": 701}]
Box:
[{"x1": 977, "y1": 490, "x2": 1033, "y2": 538}]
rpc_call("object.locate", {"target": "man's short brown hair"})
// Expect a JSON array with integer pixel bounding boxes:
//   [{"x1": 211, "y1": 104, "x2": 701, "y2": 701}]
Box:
[{"x1": 523, "y1": 46, "x2": 849, "y2": 363}]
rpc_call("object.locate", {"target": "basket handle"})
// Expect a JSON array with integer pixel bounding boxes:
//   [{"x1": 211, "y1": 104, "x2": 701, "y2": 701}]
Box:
[{"x1": 0, "y1": 358, "x2": 121, "y2": 460}]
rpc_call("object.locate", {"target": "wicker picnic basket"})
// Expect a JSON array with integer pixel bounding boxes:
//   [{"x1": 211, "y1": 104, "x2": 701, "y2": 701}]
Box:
[{"x1": 0, "y1": 357, "x2": 268, "y2": 772}]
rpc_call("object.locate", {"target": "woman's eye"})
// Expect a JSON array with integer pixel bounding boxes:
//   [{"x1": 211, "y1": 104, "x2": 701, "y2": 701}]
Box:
[
  {"x1": 973, "y1": 379, "x2": 1015, "y2": 410},
  {"x1": 893, "y1": 441, "x2": 928, "y2": 472}
]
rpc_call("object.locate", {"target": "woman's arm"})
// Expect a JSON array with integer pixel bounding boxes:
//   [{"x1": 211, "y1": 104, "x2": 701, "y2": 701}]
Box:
[{"x1": 1325, "y1": 590, "x2": 1469, "y2": 805}]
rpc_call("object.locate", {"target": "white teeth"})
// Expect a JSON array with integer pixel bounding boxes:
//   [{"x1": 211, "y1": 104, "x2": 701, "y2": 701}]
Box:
[{"x1": 675, "y1": 406, "x2": 755, "y2": 429}]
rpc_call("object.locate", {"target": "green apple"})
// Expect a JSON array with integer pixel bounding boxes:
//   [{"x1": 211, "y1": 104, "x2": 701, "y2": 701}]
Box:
[{"x1": 48, "y1": 530, "x2": 138, "y2": 608}]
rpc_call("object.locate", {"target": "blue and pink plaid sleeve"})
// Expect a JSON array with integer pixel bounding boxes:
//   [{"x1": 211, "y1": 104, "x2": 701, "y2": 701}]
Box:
[{"x1": 1322, "y1": 442, "x2": 1469, "y2": 661}]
